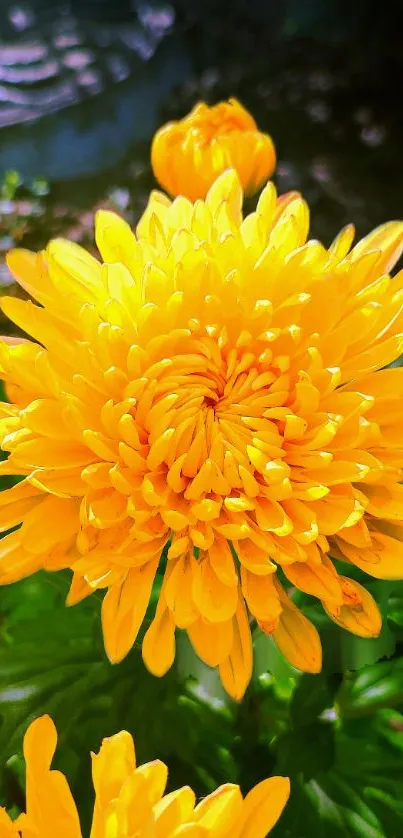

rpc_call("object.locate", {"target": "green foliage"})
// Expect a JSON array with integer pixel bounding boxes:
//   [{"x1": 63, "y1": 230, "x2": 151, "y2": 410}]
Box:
[
  {"x1": 0, "y1": 170, "x2": 49, "y2": 201},
  {"x1": 0, "y1": 573, "x2": 236, "y2": 831},
  {"x1": 1, "y1": 171, "x2": 22, "y2": 201},
  {"x1": 0, "y1": 569, "x2": 402, "y2": 836},
  {"x1": 338, "y1": 659, "x2": 403, "y2": 715},
  {"x1": 272, "y1": 697, "x2": 403, "y2": 837}
]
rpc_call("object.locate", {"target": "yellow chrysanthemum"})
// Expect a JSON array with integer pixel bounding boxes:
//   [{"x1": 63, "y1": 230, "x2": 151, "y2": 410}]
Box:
[
  {"x1": 151, "y1": 98, "x2": 276, "y2": 201},
  {"x1": 1, "y1": 171, "x2": 403, "y2": 699},
  {"x1": 1, "y1": 715, "x2": 290, "y2": 837}
]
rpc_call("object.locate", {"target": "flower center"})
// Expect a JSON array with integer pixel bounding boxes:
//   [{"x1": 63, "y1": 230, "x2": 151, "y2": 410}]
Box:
[{"x1": 142, "y1": 340, "x2": 287, "y2": 501}]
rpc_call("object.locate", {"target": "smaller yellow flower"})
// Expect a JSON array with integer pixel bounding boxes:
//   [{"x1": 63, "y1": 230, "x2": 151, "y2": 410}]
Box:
[
  {"x1": 2, "y1": 715, "x2": 290, "y2": 837},
  {"x1": 151, "y1": 98, "x2": 276, "y2": 200}
]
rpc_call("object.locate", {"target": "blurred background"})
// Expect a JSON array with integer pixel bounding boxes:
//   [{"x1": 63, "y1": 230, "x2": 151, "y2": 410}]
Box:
[
  {"x1": 1, "y1": 0, "x2": 403, "y2": 279},
  {"x1": 1, "y1": 2, "x2": 403, "y2": 836}
]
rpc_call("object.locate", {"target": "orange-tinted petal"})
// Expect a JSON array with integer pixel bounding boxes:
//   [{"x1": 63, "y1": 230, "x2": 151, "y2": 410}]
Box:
[
  {"x1": 322, "y1": 576, "x2": 382, "y2": 638},
  {"x1": 102, "y1": 557, "x2": 159, "y2": 663},
  {"x1": 219, "y1": 596, "x2": 253, "y2": 700},
  {"x1": 142, "y1": 601, "x2": 176, "y2": 677},
  {"x1": 272, "y1": 584, "x2": 322, "y2": 673}
]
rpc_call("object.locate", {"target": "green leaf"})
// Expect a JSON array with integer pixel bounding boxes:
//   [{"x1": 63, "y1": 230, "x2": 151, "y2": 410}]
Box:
[
  {"x1": 1, "y1": 569, "x2": 403, "y2": 836},
  {"x1": 290, "y1": 672, "x2": 339, "y2": 727},
  {"x1": 387, "y1": 582, "x2": 403, "y2": 638},
  {"x1": 1, "y1": 170, "x2": 22, "y2": 201},
  {"x1": 253, "y1": 633, "x2": 296, "y2": 699},
  {"x1": 338, "y1": 624, "x2": 395, "y2": 672},
  {"x1": 275, "y1": 722, "x2": 335, "y2": 779},
  {"x1": 273, "y1": 711, "x2": 403, "y2": 837},
  {"x1": 338, "y1": 658, "x2": 403, "y2": 716},
  {"x1": 303, "y1": 773, "x2": 384, "y2": 838},
  {"x1": 0, "y1": 572, "x2": 236, "y2": 829}
]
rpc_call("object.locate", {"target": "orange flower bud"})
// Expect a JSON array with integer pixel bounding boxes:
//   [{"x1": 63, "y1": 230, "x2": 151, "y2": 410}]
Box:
[{"x1": 151, "y1": 98, "x2": 276, "y2": 200}]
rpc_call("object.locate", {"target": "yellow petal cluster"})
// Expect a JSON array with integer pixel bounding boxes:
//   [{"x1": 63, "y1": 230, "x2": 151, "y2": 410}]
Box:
[
  {"x1": 1, "y1": 171, "x2": 403, "y2": 699},
  {"x1": 151, "y1": 98, "x2": 276, "y2": 200},
  {"x1": 1, "y1": 715, "x2": 290, "y2": 837}
]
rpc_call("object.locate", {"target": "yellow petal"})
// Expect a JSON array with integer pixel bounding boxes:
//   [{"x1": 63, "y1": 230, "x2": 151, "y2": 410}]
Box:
[
  {"x1": 363, "y1": 484, "x2": 403, "y2": 520},
  {"x1": 134, "y1": 759, "x2": 168, "y2": 805},
  {"x1": 102, "y1": 557, "x2": 159, "y2": 663},
  {"x1": 142, "y1": 602, "x2": 176, "y2": 677},
  {"x1": 91, "y1": 730, "x2": 136, "y2": 837},
  {"x1": 23, "y1": 715, "x2": 82, "y2": 838},
  {"x1": 153, "y1": 787, "x2": 196, "y2": 834},
  {"x1": 0, "y1": 480, "x2": 42, "y2": 533},
  {"x1": 206, "y1": 169, "x2": 243, "y2": 226},
  {"x1": 6, "y1": 248, "x2": 53, "y2": 306},
  {"x1": 47, "y1": 238, "x2": 102, "y2": 301},
  {"x1": 66, "y1": 572, "x2": 94, "y2": 606},
  {"x1": 341, "y1": 333, "x2": 403, "y2": 378},
  {"x1": 208, "y1": 537, "x2": 238, "y2": 586},
  {"x1": 91, "y1": 729, "x2": 136, "y2": 794},
  {"x1": 241, "y1": 567, "x2": 282, "y2": 622},
  {"x1": 0, "y1": 807, "x2": 19, "y2": 837},
  {"x1": 194, "y1": 784, "x2": 243, "y2": 837},
  {"x1": 272, "y1": 583, "x2": 322, "y2": 673},
  {"x1": 237, "y1": 776, "x2": 290, "y2": 838},
  {"x1": 7, "y1": 438, "x2": 93, "y2": 470},
  {"x1": 349, "y1": 220, "x2": 403, "y2": 274},
  {"x1": 219, "y1": 596, "x2": 253, "y2": 700},
  {"x1": 338, "y1": 530, "x2": 403, "y2": 580},
  {"x1": 192, "y1": 556, "x2": 238, "y2": 622},
  {"x1": 169, "y1": 825, "x2": 207, "y2": 837},
  {"x1": 322, "y1": 576, "x2": 382, "y2": 637},
  {"x1": 0, "y1": 529, "x2": 43, "y2": 584},
  {"x1": 283, "y1": 559, "x2": 343, "y2": 602},
  {"x1": 21, "y1": 496, "x2": 78, "y2": 555},
  {"x1": 328, "y1": 224, "x2": 355, "y2": 261},
  {"x1": 188, "y1": 616, "x2": 233, "y2": 667},
  {"x1": 164, "y1": 555, "x2": 198, "y2": 628},
  {"x1": 95, "y1": 210, "x2": 139, "y2": 276}
]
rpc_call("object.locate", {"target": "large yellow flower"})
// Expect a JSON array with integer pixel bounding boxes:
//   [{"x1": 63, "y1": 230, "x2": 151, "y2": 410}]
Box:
[
  {"x1": 151, "y1": 98, "x2": 276, "y2": 201},
  {"x1": 1, "y1": 171, "x2": 403, "y2": 699},
  {"x1": 1, "y1": 715, "x2": 290, "y2": 836}
]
